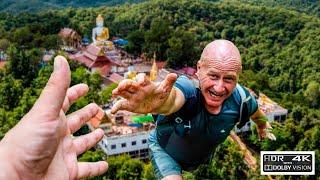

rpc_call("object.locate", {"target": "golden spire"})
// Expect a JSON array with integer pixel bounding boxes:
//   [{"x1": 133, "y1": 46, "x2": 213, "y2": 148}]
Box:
[
  {"x1": 150, "y1": 52, "x2": 158, "y2": 81},
  {"x1": 153, "y1": 52, "x2": 156, "y2": 60}
]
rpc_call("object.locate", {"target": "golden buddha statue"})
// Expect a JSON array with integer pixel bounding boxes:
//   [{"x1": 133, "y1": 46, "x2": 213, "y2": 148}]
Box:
[{"x1": 92, "y1": 14, "x2": 110, "y2": 46}]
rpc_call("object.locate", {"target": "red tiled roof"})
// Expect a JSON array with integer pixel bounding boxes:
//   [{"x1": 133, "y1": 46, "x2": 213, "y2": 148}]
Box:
[
  {"x1": 83, "y1": 51, "x2": 98, "y2": 62},
  {"x1": 86, "y1": 44, "x2": 103, "y2": 57},
  {"x1": 109, "y1": 73, "x2": 124, "y2": 83},
  {"x1": 72, "y1": 54, "x2": 94, "y2": 68},
  {"x1": 91, "y1": 60, "x2": 110, "y2": 68}
]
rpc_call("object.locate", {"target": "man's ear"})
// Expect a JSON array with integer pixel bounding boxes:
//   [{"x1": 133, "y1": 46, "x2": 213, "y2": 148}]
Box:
[{"x1": 195, "y1": 61, "x2": 201, "y2": 78}]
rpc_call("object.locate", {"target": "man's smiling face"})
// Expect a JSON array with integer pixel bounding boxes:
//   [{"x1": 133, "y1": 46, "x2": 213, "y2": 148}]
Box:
[{"x1": 196, "y1": 40, "x2": 242, "y2": 114}]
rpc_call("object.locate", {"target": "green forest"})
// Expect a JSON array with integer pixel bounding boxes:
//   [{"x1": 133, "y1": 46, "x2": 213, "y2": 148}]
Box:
[
  {"x1": 0, "y1": 0, "x2": 147, "y2": 14},
  {"x1": 0, "y1": 0, "x2": 319, "y2": 179}
]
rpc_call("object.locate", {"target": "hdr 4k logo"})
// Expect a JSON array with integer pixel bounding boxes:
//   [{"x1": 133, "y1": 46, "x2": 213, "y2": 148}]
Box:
[{"x1": 261, "y1": 151, "x2": 315, "y2": 175}]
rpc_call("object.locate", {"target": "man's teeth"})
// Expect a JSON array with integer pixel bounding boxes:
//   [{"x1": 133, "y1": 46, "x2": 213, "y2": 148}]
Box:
[{"x1": 209, "y1": 90, "x2": 224, "y2": 97}]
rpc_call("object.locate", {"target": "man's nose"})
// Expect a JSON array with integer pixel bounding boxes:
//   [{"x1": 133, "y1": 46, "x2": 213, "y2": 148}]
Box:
[{"x1": 214, "y1": 80, "x2": 225, "y2": 93}]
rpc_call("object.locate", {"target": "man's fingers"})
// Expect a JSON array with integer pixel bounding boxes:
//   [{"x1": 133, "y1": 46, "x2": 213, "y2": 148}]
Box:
[
  {"x1": 30, "y1": 56, "x2": 71, "y2": 118},
  {"x1": 164, "y1": 73, "x2": 178, "y2": 90},
  {"x1": 110, "y1": 99, "x2": 131, "y2": 114},
  {"x1": 136, "y1": 73, "x2": 150, "y2": 86},
  {"x1": 62, "y1": 84, "x2": 89, "y2": 112},
  {"x1": 67, "y1": 103, "x2": 104, "y2": 133},
  {"x1": 267, "y1": 132, "x2": 276, "y2": 141},
  {"x1": 155, "y1": 73, "x2": 177, "y2": 94},
  {"x1": 118, "y1": 79, "x2": 139, "y2": 91},
  {"x1": 73, "y1": 128, "x2": 104, "y2": 155},
  {"x1": 77, "y1": 161, "x2": 108, "y2": 179},
  {"x1": 117, "y1": 91, "x2": 134, "y2": 100}
]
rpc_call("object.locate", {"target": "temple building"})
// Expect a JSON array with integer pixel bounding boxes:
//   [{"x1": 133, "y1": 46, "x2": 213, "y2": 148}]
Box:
[
  {"x1": 58, "y1": 28, "x2": 81, "y2": 51},
  {"x1": 258, "y1": 93, "x2": 288, "y2": 122},
  {"x1": 69, "y1": 44, "x2": 121, "y2": 77}
]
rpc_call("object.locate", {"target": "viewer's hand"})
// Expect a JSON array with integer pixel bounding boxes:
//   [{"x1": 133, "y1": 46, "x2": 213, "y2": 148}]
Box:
[
  {"x1": 111, "y1": 73, "x2": 177, "y2": 114},
  {"x1": 256, "y1": 122, "x2": 276, "y2": 141},
  {"x1": 0, "y1": 56, "x2": 108, "y2": 179}
]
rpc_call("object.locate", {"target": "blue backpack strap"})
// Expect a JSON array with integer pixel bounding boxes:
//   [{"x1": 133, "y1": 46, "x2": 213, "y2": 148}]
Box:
[{"x1": 235, "y1": 84, "x2": 251, "y2": 128}]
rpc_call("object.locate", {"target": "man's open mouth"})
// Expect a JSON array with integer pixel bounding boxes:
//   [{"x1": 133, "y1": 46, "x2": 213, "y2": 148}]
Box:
[{"x1": 208, "y1": 89, "x2": 224, "y2": 98}]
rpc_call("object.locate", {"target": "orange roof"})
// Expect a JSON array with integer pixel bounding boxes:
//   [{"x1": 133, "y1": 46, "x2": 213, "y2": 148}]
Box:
[{"x1": 88, "y1": 108, "x2": 105, "y2": 128}]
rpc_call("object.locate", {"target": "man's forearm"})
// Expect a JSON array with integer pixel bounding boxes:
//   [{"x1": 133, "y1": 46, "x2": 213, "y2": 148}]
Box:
[
  {"x1": 252, "y1": 115, "x2": 269, "y2": 128},
  {"x1": 251, "y1": 109, "x2": 270, "y2": 128}
]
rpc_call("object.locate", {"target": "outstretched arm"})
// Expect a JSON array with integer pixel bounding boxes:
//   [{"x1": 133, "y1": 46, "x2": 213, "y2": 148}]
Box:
[
  {"x1": 111, "y1": 73, "x2": 185, "y2": 115},
  {"x1": 251, "y1": 108, "x2": 276, "y2": 141}
]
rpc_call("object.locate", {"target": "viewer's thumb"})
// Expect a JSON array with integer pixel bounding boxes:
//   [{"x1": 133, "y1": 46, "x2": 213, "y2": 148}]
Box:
[{"x1": 31, "y1": 56, "x2": 71, "y2": 117}]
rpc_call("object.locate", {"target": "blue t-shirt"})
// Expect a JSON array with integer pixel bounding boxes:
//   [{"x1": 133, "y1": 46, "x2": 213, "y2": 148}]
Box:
[{"x1": 154, "y1": 76, "x2": 258, "y2": 169}]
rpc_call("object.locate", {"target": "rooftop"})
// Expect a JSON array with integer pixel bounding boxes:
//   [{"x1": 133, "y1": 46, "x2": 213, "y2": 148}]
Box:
[{"x1": 257, "y1": 93, "x2": 287, "y2": 114}]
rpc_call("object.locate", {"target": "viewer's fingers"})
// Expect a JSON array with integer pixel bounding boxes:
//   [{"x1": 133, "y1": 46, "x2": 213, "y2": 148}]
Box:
[
  {"x1": 110, "y1": 99, "x2": 131, "y2": 114},
  {"x1": 67, "y1": 103, "x2": 104, "y2": 133},
  {"x1": 155, "y1": 73, "x2": 177, "y2": 94},
  {"x1": 77, "y1": 161, "x2": 108, "y2": 179},
  {"x1": 62, "y1": 84, "x2": 89, "y2": 113},
  {"x1": 30, "y1": 56, "x2": 70, "y2": 119},
  {"x1": 73, "y1": 128, "x2": 104, "y2": 155}
]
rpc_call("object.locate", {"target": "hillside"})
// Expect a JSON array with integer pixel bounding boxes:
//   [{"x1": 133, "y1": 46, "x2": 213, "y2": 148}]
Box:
[
  {"x1": 0, "y1": 0, "x2": 319, "y2": 178},
  {"x1": 0, "y1": 0, "x2": 147, "y2": 14},
  {"x1": 1, "y1": 0, "x2": 319, "y2": 114}
]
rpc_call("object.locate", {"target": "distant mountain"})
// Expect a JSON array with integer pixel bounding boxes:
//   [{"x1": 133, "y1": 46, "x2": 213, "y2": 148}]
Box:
[{"x1": 0, "y1": 0, "x2": 148, "y2": 14}]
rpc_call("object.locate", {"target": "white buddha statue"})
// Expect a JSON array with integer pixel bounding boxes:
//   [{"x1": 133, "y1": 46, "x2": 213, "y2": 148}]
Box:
[{"x1": 92, "y1": 14, "x2": 110, "y2": 46}]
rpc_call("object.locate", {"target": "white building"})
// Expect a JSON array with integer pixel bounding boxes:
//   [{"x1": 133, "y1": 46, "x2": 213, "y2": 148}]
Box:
[
  {"x1": 98, "y1": 130, "x2": 150, "y2": 160},
  {"x1": 235, "y1": 92, "x2": 288, "y2": 133}
]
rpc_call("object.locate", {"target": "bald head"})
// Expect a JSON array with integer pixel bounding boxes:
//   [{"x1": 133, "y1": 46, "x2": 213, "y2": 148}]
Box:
[{"x1": 199, "y1": 40, "x2": 242, "y2": 73}]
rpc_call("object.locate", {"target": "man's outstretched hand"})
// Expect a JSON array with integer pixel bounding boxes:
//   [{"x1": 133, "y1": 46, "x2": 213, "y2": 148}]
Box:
[
  {"x1": 0, "y1": 56, "x2": 108, "y2": 179},
  {"x1": 257, "y1": 122, "x2": 276, "y2": 141},
  {"x1": 111, "y1": 73, "x2": 177, "y2": 114}
]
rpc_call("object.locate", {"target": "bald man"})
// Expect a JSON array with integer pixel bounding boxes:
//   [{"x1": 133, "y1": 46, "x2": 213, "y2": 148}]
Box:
[{"x1": 111, "y1": 40, "x2": 275, "y2": 180}]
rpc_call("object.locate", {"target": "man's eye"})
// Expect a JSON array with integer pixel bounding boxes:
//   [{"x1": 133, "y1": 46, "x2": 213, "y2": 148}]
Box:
[
  {"x1": 209, "y1": 75, "x2": 219, "y2": 80},
  {"x1": 224, "y1": 77, "x2": 235, "y2": 83}
]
